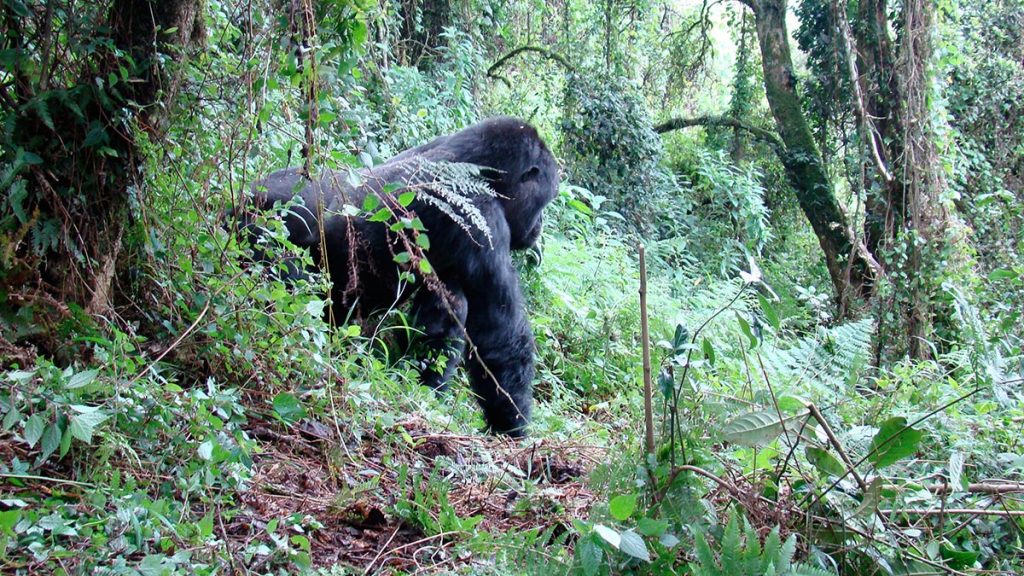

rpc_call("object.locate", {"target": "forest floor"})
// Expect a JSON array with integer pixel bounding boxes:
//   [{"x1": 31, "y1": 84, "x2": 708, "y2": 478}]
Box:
[{"x1": 225, "y1": 414, "x2": 602, "y2": 573}]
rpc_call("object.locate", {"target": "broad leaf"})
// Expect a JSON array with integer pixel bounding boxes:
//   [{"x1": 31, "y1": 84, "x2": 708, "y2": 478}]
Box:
[
  {"x1": 722, "y1": 409, "x2": 807, "y2": 447},
  {"x1": 619, "y1": 530, "x2": 650, "y2": 562},
  {"x1": 67, "y1": 369, "x2": 99, "y2": 389},
  {"x1": 868, "y1": 417, "x2": 923, "y2": 468},
  {"x1": 609, "y1": 494, "x2": 637, "y2": 521},
  {"x1": 69, "y1": 408, "x2": 109, "y2": 443},
  {"x1": 806, "y1": 446, "x2": 846, "y2": 477}
]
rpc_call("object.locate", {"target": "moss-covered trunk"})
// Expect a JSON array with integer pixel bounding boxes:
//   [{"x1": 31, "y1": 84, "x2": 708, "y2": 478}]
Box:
[
  {"x1": 0, "y1": 0, "x2": 203, "y2": 351},
  {"x1": 855, "y1": 0, "x2": 905, "y2": 257},
  {"x1": 747, "y1": 0, "x2": 874, "y2": 312}
]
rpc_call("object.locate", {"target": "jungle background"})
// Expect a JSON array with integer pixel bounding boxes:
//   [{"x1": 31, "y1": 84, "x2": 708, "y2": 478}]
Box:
[{"x1": 1, "y1": 0, "x2": 1023, "y2": 573}]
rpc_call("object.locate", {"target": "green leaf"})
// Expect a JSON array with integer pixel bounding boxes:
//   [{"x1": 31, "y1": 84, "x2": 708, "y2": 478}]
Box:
[
  {"x1": 418, "y1": 259, "x2": 433, "y2": 275},
  {"x1": 949, "y1": 451, "x2": 965, "y2": 490},
  {"x1": 868, "y1": 417, "x2": 923, "y2": 468},
  {"x1": 694, "y1": 530, "x2": 716, "y2": 570},
  {"x1": 397, "y1": 191, "x2": 416, "y2": 207},
  {"x1": 59, "y1": 424, "x2": 72, "y2": 457},
  {"x1": 23, "y1": 414, "x2": 45, "y2": 447},
  {"x1": 362, "y1": 194, "x2": 380, "y2": 211},
  {"x1": 671, "y1": 324, "x2": 689, "y2": 353},
  {"x1": 578, "y1": 537, "x2": 603, "y2": 576},
  {"x1": 0, "y1": 510, "x2": 20, "y2": 535},
  {"x1": 7, "y1": 370, "x2": 35, "y2": 384},
  {"x1": 272, "y1": 392, "x2": 306, "y2": 425},
  {"x1": 702, "y1": 337, "x2": 716, "y2": 365},
  {"x1": 940, "y1": 544, "x2": 979, "y2": 569},
  {"x1": 2, "y1": 406, "x2": 22, "y2": 431},
  {"x1": 567, "y1": 199, "x2": 592, "y2": 215},
  {"x1": 721, "y1": 515, "x2": 741, "y2": 574},
  {"x1": 198, "y1": 440, "x2": 214, "y2": 460},
  {"x1": 758, "y1": 293, "x2": 780, "y2": 331},
  {"x1": 39, "y1": 422, "x2": 61, "y2": 462},
  {"x1": 198, "y1": 513, "x2": 215, "y2": 539},
  {"x1": 735, "y1": 312, "x2": 758, "y2": 348},
  {"x1": 658, "y1": 369, "x2": 674, "y2": 399},
  {"x1": 722, "y1": 408, "x2": 805, "y2": 447},
  {"x1": 987, "y1": 268, "x2": 1018, "y2": 281},
  {"x1": 806, "y1": 446, "x2": 846, "y2": 477},
  {"x1": 636, "y1": 517, "x2": 668, "y2": 537},
  {"x1": 776, "y1": 395, "x2": 808, "y2": 413},
  {"x1": 368, "y1": 208, "x2": 391, "y2": 222},
  {"x1": 416, "y1": 233, "x2": 431, "y2": 249},
  {"x1": 609, "y1": 494, "x2": 637, "y2": 521},
  {"x1": 67, "y1": 369, "x2": 99, "y2": 389},
  {"x1": 393, "y1": 251, "x2": 411, "y2": 264},
  {"x1": 69, "y1": 408, "x2": 109, "y2": 443},
  {"x1": 618, "y1": 530, "x2": 650, "y2": 562}
]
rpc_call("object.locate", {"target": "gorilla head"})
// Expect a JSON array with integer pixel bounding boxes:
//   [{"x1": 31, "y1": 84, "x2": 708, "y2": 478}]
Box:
[{"x1": 248, "y1": 117, "x2": 559, "y2": 436}]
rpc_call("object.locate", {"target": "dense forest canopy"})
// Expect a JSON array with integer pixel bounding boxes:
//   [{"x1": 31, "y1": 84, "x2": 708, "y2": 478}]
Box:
[{"x1": 1, "y1": 0, "x2": 1022, "y2": 573}]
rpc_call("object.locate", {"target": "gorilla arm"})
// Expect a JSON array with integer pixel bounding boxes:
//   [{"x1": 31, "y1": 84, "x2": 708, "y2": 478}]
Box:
[{"x1": 458, "y1": 210, "x2": 535, "y2": 437}]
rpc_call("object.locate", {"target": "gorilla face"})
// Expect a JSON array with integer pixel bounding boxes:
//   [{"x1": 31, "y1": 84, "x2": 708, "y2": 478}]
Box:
[{"x1": 498, "y1": 139, "x2": 559, "y2": 251}]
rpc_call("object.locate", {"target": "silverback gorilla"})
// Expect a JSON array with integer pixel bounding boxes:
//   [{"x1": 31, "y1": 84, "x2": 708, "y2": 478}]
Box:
[{"x1": 247, "y1": 117, "x2": 559, "y2": 436}]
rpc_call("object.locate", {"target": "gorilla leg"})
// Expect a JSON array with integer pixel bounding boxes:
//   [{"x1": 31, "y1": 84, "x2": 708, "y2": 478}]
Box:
[{"x1": 408, "y1": 285, "x2": 468, "y2": 390}]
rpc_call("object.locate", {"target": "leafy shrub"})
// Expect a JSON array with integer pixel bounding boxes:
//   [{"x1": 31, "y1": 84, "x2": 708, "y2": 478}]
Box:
[{"x1": 560, "y1": 72, "x2": 677, "y2": 232}]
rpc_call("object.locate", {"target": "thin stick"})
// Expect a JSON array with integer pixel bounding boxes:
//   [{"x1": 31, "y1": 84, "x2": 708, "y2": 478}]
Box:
[
  {"x1": 881, "y1": 509, "x2": 1024, "y2": 518},
  {"x1": 638, "y1": 244, "x2": 655, "y2": 456},
  {"x1": 883, "y1": 482, "x2": 1024, "y2": 495},
  {"x1": 364, "y1": 525, "x2": 403, "y2": 575},
  {"x1": 0, "y1": 472, "x2": 93, "y2": 487},
  {"x1": 807, "y1": 403, "x2": 869, "y2": 493}
]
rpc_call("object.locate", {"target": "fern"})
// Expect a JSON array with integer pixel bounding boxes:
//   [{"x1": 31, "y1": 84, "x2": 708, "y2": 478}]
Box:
[
  {"x1": 403, "y1": 158, "x2": 498, "y2": 247},
  {"x1": 689, "y1": 516, "x2": 837, "y2": 576},
  {"x1": 760, "y1": 318, "x2": 874, "y2": 397}
]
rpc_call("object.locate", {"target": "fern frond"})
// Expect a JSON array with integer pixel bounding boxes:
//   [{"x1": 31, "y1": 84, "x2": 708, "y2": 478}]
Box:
[
  {"x1": 790, "y1": 564, "x2": 838, "y2": 576},
  {"x1": 721, "y1": 515, "x2": 742, "y2": 574},
  {"x1": 761, "y1": 318, "x2": 874, "y2": 397},
  {"x1": 693, "y1": 530, "x2": 720, "y2": 575},
  {"x1": 403, "y1": 158, "x2": 499, "y2": 248}
]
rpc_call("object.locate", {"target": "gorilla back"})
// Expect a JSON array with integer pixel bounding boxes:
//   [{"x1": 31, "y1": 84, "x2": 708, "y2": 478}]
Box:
[{"x1": 248, "y1": 117, "x2": 559, "y2": 436}]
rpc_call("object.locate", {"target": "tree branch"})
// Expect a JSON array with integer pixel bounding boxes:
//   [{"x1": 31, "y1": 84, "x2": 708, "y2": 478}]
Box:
[
  {"x1": 654, "y1": 115, "x2": 785, "y2": 156},
  {"x1": 486, "y1": 45, "x2": 574, "y2": 84}
]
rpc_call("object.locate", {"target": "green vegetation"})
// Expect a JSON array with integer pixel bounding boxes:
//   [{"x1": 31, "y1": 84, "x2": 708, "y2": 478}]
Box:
[{"x1": 1, "y1": 0, "x2": 1022, "y2": 574}]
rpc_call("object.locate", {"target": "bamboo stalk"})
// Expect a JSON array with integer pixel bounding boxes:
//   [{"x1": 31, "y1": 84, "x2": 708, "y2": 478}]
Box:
[{"x1": 638, "y1": 244, "x2": 655, "y2": 455}]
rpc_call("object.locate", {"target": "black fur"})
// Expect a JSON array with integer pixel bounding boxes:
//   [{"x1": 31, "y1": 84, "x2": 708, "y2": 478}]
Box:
[{"x1": 247, "y1": 117, "x2": 559, "y2": 436}]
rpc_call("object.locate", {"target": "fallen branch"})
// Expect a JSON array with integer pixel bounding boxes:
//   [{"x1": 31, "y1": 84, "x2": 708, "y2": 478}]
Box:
[
  {"x1": 653, "y1": 115, "x2": 785, "y2": 157},
  {"x1": 885, "y1": 482, "x2": 1024, "y2": 495},
  {"x1": 882, "y1": 508, "x2": 1024, "y2": 518}
]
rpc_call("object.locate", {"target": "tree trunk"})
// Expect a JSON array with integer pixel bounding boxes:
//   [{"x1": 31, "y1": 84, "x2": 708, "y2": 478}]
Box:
[
  {"x1": 0, "y1": 0, "x2": 203, "y2": 347},
  {"x1": 743, "y1": 0, "x2": 875, "y2": 313},
  {"x1": 854, "y1": 0, "x2": 904, "y2": 257},
  {"x1": 897, "y1": 0, "x2": 948, "y2": 358}
]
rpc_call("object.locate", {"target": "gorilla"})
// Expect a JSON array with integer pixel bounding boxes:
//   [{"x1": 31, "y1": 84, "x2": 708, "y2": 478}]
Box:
[{"x1": 247, "y1": 117, "x2": 559, "y2": 437}]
